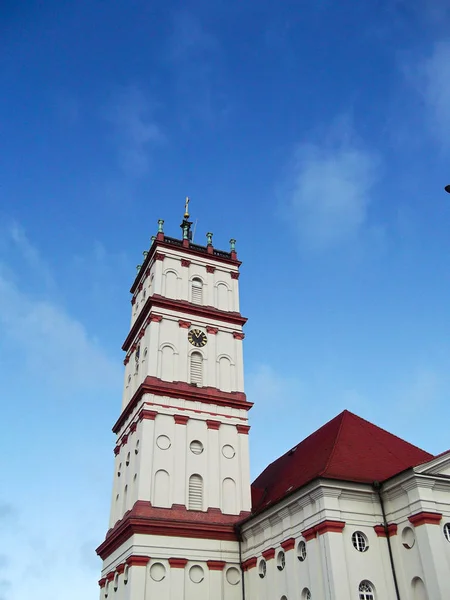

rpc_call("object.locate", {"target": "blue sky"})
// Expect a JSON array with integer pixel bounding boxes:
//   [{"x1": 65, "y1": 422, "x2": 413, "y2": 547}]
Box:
[{"x1": 1, "y1": 0, "x2": 450, "y2": 597}]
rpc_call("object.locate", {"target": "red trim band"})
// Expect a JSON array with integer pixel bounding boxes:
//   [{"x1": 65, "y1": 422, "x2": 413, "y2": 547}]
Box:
[
  {"x1": 242, "y1": 557, "x2": 257, "y2": 571},
  {"x1": 408, "y1": 511, "x2": 442, "y2": 527},
  {"x1": 174, "y1": 415, "x2": 189, "y2": 425},
  {"x1": 97, "y1": 501, "x2": 250, "y2": 560},
  {"x1": 130, "y1": 241, "x2": 240, "y2": 294},
  {"x1": 281, "y1": 537, "x2": 296, "y2": 551},
  {"x1": 302, "y1": 519, "x2": 346, "y2": 540},
  {"x1": 113, "y1": 377, "x2": 251, "y2": 433},
  {"x1": 207, "y1": 560, "x2": 226, "y2": 571},
  {"x1": 262, "y1": 548, "x2": 275, "y2": 560},
  {"x1": 169, "y1": 558, "x2": 188, "y2": 568},
  {"x1": 236, "y1": 424, "x2": 250, "y2": 434},
  {"x1": 126, "y1": 555, "x2": 150, "y2": 567},
  {"x1": 123, "y1": 295, "x2": 246, "y2": 351},
  {"x1": 374, "y1": 524, "x2": 398, "y2": 537}
]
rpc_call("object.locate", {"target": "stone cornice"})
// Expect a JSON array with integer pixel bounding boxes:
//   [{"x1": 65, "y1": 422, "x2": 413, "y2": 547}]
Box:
[
  {"x1": 123, "y1": 294, "x2": 247, "y2": 351},
  {"x1": 97, "y1": 501, "x2": 250, "y2": 560},
  {"x1": 130, "y1": 239, "x2": 241, "y2": 295},
  {"x1": 408, "y1": 511, "x2": 442, "y2": 527},
  {"x1": 113, "y1": 377, "x2": 252, "y2": 433}
]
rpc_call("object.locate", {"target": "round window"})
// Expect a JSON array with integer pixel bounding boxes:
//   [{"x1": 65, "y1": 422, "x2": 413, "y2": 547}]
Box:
[
  {"x1": 225, "y1": 567, "x2": 241, "y2": 585},
  {"x1": 259, "y1": 559, "x2": 266, "y2": 578},
  {"x1": 402, "y1": 526, "x2": 415, "y2": 549},
  {"x1": 156, "y1": 435, "x2": 171, "y2": 450},
  {"x1": 297, "y1": 540, "x2": 307, "y2": 561},
  {"x1": 222, "y1": 444, "x2": 235, "y2": 459},
  {"x1": 150, "y1": 562, "x2": 166, "y2": 582},
  {"x1": 190, "y1": 440, "x2": 204, "y2": 454},
  {"x1": 444, "y1": 523, "x2": 450, "y2": 542},
  {"x1": 189, "y1": 565, "x2": 204, "y2": 583},
  {"x1": 352, "y1": 531, "x2": 368, "y2": 552}
]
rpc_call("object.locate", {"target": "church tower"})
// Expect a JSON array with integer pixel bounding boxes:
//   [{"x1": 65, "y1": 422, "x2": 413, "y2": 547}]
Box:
[{"x1": 97, "y1": 202, "x2": 252, "y2": 600}]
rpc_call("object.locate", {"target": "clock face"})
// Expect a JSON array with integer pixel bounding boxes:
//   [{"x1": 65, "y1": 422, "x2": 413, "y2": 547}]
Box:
[{"x1": 188, "y1": 329, "x2": 207, "y2": 348}]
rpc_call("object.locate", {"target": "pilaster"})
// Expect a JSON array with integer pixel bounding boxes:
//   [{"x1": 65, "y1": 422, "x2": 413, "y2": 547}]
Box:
[
  {"x1": 318, "y1": 528, "x2": 350, "y2": 600},
  {"x1": 207, "y1": 423, "x2": 221, "y2": 509}
]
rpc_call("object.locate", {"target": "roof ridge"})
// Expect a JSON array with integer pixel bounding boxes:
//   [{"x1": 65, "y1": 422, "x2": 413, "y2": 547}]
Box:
[
  {"x1": 346, "y1": 411, "x2": 433, "y2": 458},
  {"x1": 320, "y1": 410, "x2": 348, "y2": 476}
]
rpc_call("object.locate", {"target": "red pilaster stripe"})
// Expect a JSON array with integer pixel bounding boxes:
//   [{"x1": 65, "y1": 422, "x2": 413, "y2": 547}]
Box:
[
  {"x1": 408, "y1": 511, "x2": 442, "y2": 527},
  {"x1": 207, "y1": 560, "x2": 226, "y2": 571},
  {"x1": 316, "y1": 520, "x2": 345, "y2": 535},
  {"x1": 149, "y1": 314, "x2": 163, "y2": 322},
  {"x1": 123, "y1": 294, "x2": 246, "y2": 351},
  {"x1": 116, "y1": 563, "x2": 125, "y2": 574},
  {"x1": 114, "y1": 445, "x2": 120, "y2": 456},
  {"x1": 139, "y1": 409, "x2": 158, "y2": 421},
  {"x1": 281, "y1": 537, "x2": 296, "y2": 551},
  {"x1": 113, "y1": 376, "x2": 252, "y2": 433},
  {"x1": 126, "y1": 555, "x2": 150, "y2": 567},
  {"x1": 98, "y1": 578, "x2": 106, "y2": 588},
  {"x1": 262, "y1": 548, "x2": 275, "y2": 560},
  {"x1": 302, "y1": 519, "x2": 346, "y2": 540},
  {"x1": 206, "y1": 420, "x2": 221, "y2": 430},
  {"x1": 233, "y1": 332, "x2": 245, "y2": 340},
  {"x1": 174, "y1": 415, "x2": 189, "y2": 425},
  {"x1": 302, "y1": 526, "x2": 317, "y2": 541},
  {"x1": 241, "y1": 557, "x2": 257, "y2": 571},
  {"x1": 169, "y1": 558, "x2": 188, "y2": 569},
  {"x1": 106, "y1": 572, "x2": 115, "y2": 582},
  {"x1": 236, "y1": 424, "x2": 250, "y2": 434},
  {"x1": 178, "y1": 320, "x2": 191, "y2": 328},
  {"x1": 206, "y1": 326, "x2": 219, "y2": 334},
  {"x1": 374, "y1": 524, "x2": 398, "y2": 537}
]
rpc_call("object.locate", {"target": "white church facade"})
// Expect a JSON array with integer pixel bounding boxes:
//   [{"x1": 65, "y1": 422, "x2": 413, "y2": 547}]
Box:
[{"x1": 96, "y1": 209, "x2": 450, "y2": 600}]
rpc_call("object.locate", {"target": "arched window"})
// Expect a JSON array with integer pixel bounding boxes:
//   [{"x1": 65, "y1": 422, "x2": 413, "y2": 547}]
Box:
[
  {"x1": 188, "y1": 474, "x2": 203, "y2": 510},
  {"x1": 113, "y1": 572, "x2": 119, "y2": 592},
  {"x1": 359, "y1": 581, "x2": 375, "y2": 600},
  {"x1": 123, "y1": 565, "x2": 129, "y2": 585},
  {"x1": 123, "y1": 484, "x2": 128, "y2": 513},
  {"x1": 190, "y1": 352, "x2": 203, "y2": 386},
  {"x1": 302, "y1": 590, "x2": 311, "y2": 600},
  {"x1": 154, "y1": 469, "x2": 170, "y2": 507},
  {"x1": 191, "y1": 278, "x2": 203, "y2": 304}
]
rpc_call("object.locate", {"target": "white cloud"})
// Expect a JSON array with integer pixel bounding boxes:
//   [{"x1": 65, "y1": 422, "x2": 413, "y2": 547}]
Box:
[
  {"x1": 246, "y1": 363, "x2": 302, "y2": 407},
  {"x1": 0, "y1": 225, "x2": 120, "y2": 394},
  {"x1": 8, "y1": 222, "x2": 55, "y2": 290},
  {"x1": 283, "y1": 120, "x2": 379, "y2": 250},
  {"x1": 417, "y1": 41, "x2": 450, "y2": 147},
  {"x1": 105, "y1": 85, "x2": 164, "y2": 177}
]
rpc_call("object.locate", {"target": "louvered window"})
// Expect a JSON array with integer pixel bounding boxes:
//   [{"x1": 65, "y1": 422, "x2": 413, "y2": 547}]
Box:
[
  {"x1": 190, "y1": 352, "x2": 203, "y2": 386},
  {"x1": 191, "y1": 278, "x2": 203, "y2": 304},
  {"x1": 188, "y1": 474, "x2": 203, "y2": 510}
]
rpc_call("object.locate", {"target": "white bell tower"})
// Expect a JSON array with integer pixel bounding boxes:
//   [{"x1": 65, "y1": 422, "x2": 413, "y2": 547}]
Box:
[{"x1": 97, "y1": 202, "x2": 252, "y2": 600}]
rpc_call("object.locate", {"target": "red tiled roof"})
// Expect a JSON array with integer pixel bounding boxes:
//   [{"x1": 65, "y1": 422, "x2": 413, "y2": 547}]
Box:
[{"x1": 251, "y1": 410, "x2": 433, "y2": 513}]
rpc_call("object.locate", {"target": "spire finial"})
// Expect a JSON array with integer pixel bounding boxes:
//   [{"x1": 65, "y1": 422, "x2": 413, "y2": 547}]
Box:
[{"x1": 184, "y1": 196, "x2": 190, "y2": 219}]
